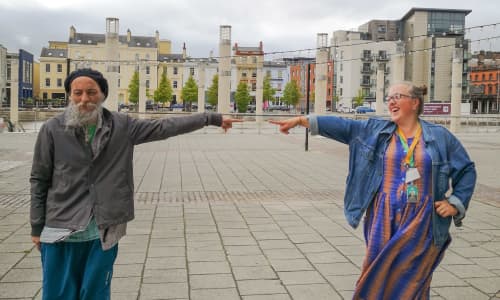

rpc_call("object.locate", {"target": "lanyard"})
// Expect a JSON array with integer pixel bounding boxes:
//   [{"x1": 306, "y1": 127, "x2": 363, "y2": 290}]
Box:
[{"x1": 396, "y1": 124, "x2": 422, "y2": 168}]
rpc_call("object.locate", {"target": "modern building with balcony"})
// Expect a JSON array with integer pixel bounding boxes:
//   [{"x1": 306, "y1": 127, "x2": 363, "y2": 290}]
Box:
[{"x1": 331, "y1": 7, "x2": 471, "y2": 110}]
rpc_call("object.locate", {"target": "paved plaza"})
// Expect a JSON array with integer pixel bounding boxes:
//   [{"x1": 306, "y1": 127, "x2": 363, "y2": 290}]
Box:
[{"x1": 0, "y1": 122, "x2": 499, "y2": 299}]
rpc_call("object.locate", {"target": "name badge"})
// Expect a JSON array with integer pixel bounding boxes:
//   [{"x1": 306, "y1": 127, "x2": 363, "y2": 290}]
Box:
[
  {"x1": 405, "y1": 167, "x2": 420, "y2": 184},
  {"x1": 407, "y1": 184, "x2": 419, "y2": 203}
]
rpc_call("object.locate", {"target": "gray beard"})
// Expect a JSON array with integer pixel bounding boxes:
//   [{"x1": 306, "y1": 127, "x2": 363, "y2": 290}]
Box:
[{"x1": 65, "y1": 101, "x2": 102, "y2": 129}]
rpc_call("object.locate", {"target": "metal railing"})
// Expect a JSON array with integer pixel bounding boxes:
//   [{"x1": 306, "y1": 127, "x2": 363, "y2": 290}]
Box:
[{"x1": 1, "y1": 108, "x2": 499, "y2": 134}]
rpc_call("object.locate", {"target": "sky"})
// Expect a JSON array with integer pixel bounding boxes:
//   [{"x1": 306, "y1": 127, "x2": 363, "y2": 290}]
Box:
[{"x1": 0, "y1": 0, "x2": 499, "y2": 60}]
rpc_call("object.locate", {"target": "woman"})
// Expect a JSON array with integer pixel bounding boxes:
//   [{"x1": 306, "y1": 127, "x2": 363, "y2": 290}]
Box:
[{"x1": 270, "y1": 82, "x2": 476, "y2": 299}]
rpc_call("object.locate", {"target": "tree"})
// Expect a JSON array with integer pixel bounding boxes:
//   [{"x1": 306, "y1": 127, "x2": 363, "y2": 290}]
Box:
[
  {"x1": 154, "y1": 73, "x2": 173, "y2": 106},
  {"x1": 263, "y1": 74, "x2": 276, "y2": 103},
  {"x1": 128, "y1": 71, "x2": 139, "y2": 105},
  {"x1": 353, "y1": 89, "x2": 364, "y2": 108},
  {"x1": 234, "y1": 82, "x2": 251, "y2": 113},
  {"x1": 181, "y1": 75, "x2": 198, "y2": 111},
  {"x1": 207, "y1": 74, "x2": 218, "y2": 108},
  {"x1": 282, "y1": 80, "x2": 301, "y2": 108}
]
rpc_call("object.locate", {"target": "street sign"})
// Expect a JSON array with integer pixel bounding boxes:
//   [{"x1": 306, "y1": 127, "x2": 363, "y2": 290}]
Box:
[{"x1": 423, "y1": 103, "x2": 451, "y2": 115}]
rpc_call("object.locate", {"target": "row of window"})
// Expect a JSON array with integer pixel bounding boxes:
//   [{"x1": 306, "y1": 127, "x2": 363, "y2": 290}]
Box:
[
  {"x1": 45, "y1": 64, "x2": 63, "y2": 73},
  {"x1": 471, "y1": 73, "x2": 500, "y2": 82}
]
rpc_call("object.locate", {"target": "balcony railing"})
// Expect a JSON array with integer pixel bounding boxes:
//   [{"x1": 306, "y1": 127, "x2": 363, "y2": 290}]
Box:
[{"x1": 360, "y1": 67, "x2": 374, "y2": 74}]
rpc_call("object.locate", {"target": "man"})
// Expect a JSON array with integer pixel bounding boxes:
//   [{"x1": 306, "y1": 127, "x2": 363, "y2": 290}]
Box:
[{"x1": 30, "y1": 68, "x2": 240, "y2": 299}]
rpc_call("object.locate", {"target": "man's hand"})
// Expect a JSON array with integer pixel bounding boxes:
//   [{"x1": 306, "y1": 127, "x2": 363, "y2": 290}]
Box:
[
  {"x1": 221, "y1": 117, "x2": 243, "y2": 133},
  {"x1": 269, "y1": 117, "x2": 308, "y2": 135},
  {"x1": 31, "y1": 236, "x2": 41, "y2": 251},
  {"x1": 434, "y1": 200, "x2": 458, "y2": 218}
]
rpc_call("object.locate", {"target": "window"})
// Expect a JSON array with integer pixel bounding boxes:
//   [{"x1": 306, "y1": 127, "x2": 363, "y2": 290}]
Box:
[
  {"x1": 118, "y1": 79, "x2": 121, "y2": 88},
  {"x1": 173, "y1": 67, "x2": 178, "y2": 75},
  {"x1": 340, "y1": 88, "x2": 343, "y2": 96},
  {"x1": 45, "y1": 78, "x2": 50, "y2": 87},
  {"x1": 146, "y1": 66, "x2": 150, "y2": 75},
  {"x1": 482, "y1": 74, "x2": 485, "y2": 81},
  {"x1": 242, "y1": 57, "x2": 247, "y2": 63},
  {"x1": 489, "y1": 73, "x2": 493, "y2": 81},
  {"x1": 252, "y1": 57, "x2": 257, "y2": 63},
  {"x1": 278, "y1": 71, "x2": 283, "y2": 79},
  {"x1": 377, "y1": 25, "x2": 386, "y2": 33},
  {"x1": 146, "y1": 80, "x2": 150, "y2": 89},
  {"x1": 252, "y1": 72, "x2": 256, "y2": 78},
  {"x1": 252, "y1": 82, "x2": 256, "y2": 91},
  {"x1": 474, "y1": 74, "x2": 478, "y2": 81},
  {"x1": 57, "y1": 64, "x2": 63, "y2": 73},
  {"x1": 363, "y1": 50, "x2": 371, "y2": 59},
  {"x1": 173, "y1": 81, "x2": 177, "y2": 88},
  {"x1": 242, "y1": 72, "x2": 247, "y2": 78},
  {"x1": 266, "y1": 71, "x2": 271, "y2": 77},
  {"x1": 57, "y1": 79, "x2": 62, "y2": 87},
  {"x1": 45, "y1": 64, "x2": 50, "y2": 72},
  {"x1": 190, "y1": 67, "x2": 195, "y2": 76},
  {"x1": 340, "y1": 76, "x2": 343, "y2": 84}
]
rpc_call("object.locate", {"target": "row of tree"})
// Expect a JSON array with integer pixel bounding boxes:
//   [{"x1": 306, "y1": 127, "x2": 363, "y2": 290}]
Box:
[{"x1": 126, "y1": 72, "x2": 302, "y2": 112}]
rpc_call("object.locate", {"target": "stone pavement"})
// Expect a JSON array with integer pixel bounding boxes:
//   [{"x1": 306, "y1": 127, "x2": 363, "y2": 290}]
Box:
[{"x1": 0, "y1": 122, "x2": 499, "y2": 300}]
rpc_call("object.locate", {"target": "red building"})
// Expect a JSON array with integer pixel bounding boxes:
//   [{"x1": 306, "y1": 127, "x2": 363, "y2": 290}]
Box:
[
  {"x1": 287, "y1": 57, "x2": 334, "y2": 112},
  {"x1": 469, "y1": 51, "x2": 500, "y2": 114}
]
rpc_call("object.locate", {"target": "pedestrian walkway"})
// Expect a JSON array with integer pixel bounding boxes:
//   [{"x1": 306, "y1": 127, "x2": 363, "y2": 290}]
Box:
[{"x1": 0, "y1": 124, "x2": 499, "y2": 299}]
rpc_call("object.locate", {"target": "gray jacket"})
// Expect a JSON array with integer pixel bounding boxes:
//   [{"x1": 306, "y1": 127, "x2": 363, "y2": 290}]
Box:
[{"x1": 30, "y1": 109, "x2": 223, "y2": 237}]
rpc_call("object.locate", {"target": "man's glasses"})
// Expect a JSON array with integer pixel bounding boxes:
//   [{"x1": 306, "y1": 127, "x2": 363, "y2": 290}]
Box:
[{"x1": 385, "y1": 93, "x2": 413, "y2": 102}]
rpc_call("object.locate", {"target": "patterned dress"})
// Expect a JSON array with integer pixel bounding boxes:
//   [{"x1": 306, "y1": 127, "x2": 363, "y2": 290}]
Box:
[{"x1": 353, "y1": 134, "x2": 450, "y2": 300}]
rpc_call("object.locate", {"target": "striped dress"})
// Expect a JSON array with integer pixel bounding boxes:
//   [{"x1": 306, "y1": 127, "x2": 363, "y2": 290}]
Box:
[{"x1": 353, "y1": 134, "x2": 450, "y2": 300}]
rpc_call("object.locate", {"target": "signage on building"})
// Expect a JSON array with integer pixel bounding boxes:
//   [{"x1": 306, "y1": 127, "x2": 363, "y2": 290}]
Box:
[
  {"x1": 470, "y1": 85, "x2": 484, "y2": 94},
  {"x1": 423, "y1": 103, "x2": 451, "y2": 115}
]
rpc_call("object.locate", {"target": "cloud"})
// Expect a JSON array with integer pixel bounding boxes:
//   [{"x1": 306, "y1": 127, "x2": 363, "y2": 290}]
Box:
[{"x1": 0, "y1": 0, "x2": 498, "y2": 59}]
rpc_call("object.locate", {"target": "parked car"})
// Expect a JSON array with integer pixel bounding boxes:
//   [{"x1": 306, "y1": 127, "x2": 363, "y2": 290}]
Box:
[
  {"x1": 355, "y1": 106, "x2": 375, "y2": 114},
  {"x1": 170, "y1": 103, "x2": 184, "y2": 111},
  {"x1": 338, "y1": 106, "x2": 355, "y2": 113}
]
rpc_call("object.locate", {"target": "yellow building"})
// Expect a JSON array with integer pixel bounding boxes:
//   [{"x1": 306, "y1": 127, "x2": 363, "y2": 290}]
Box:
[{"x1": 40, "y1": 18, "x2": 173, "y2": 105}]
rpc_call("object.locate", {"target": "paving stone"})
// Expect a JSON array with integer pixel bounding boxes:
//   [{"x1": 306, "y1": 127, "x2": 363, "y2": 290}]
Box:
[
  {"x1": 278, "y1": 271, "x2": 326, "y2": 285},
  {"x1": 237, "y1": 279, "x2": 286, "y2": 295},
  {"x1": 140, "y1": 282, "x2": 188, "y2": 299},
  {"x1": 232, "y1": 266, "x2": 277, "y2": 280},
  {"x1": 189, "y1": 261, "x2": 231, "y2": 274},
  {"x1": 286, "y1": 283, "x2": 342, "y2": 300},
  {"x1": 190, "y1": 274, "x2": 236, "y2": 289},
  {"x1": 190, "y1": 288, "x2": 240, "y2": 300}
]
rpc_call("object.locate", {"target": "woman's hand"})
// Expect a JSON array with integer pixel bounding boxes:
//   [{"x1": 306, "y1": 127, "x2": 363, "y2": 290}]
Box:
[
  {"x1": 434, "y1": 200, "x2": 458, "y2": 218},
  {"x1": 269, "y1": 116, "x2": 308, "y2": 134}
]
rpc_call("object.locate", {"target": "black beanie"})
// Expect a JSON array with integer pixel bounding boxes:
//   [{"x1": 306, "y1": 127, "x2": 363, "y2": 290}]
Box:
[{"x1": 64, "y1": 68, "x2": 109, "y2": 99}]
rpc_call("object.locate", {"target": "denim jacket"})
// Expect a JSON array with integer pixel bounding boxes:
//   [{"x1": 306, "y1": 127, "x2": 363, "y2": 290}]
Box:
[{"x1": 309, "y1": 115, "x2": 476, "y2": 247}]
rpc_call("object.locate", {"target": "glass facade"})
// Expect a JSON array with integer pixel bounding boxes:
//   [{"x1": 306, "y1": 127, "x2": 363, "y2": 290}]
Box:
[{"x1": 427, "y1": 11, "x2": 466, "y2": 35}]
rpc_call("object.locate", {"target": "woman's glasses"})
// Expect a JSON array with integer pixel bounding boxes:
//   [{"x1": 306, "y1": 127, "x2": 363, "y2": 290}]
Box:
[{"x1": 385, "y1": 93, "x2": 413, "y2": 102}]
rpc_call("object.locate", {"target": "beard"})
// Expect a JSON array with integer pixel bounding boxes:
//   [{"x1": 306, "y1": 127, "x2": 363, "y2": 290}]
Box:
[{"x1": 65, "y1": 100, "x2": 103, "y2": 129}]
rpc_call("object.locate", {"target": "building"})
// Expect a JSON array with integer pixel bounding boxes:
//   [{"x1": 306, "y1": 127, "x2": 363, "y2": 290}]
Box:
[
  {"x1": 332, "y1": 31, "x2": 397, "y2": 109},
  {"x1": 6, "y1": 49, "x2": 34, "y2": 107},
  {"x1": 231, "y1": 42, "x2": 264, "y2": 105},
  {"x1": 400, "y1": 8, "x2": 470, "y2": 103},
  {"x1": 39, "y1": 45, "x2": 68, "y2": 102},
  {"x1": 469, "y1": 51, "x2": 500, "y2": 113},
  {"x1": 286, "y1": 57, "x2": 334, "y2": 111},
  {"x1": 331, "y1": 7, "x2": 471, "y2": 110},
  {"x1": 263, "y1": 60, "x2": 289, "y2": 104},
  {"x1": 0, "y1": 44, "x2": 7, "y2": 107},
  {"x1": 41, "y1": 18, "x2": 171, "y2": 106}
]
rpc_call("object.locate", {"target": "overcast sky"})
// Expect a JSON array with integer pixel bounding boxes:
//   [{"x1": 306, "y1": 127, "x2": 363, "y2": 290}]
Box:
[{"x1": 1, "y1": 0, "x2": 499, "y2": 60}]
